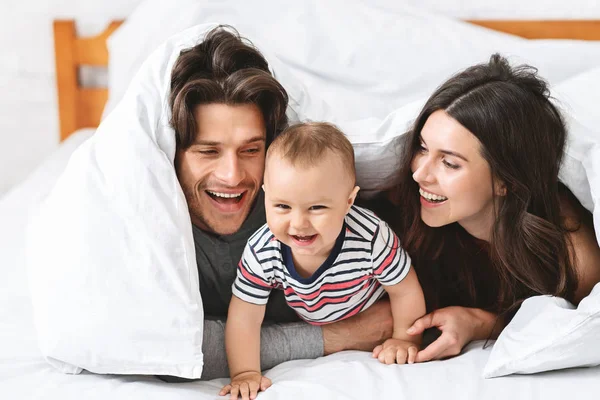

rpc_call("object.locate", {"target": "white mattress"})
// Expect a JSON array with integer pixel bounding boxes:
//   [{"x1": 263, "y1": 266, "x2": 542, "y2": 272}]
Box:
[{"x1": 2, "y1": 123, "x2": 600, "y2": 399}]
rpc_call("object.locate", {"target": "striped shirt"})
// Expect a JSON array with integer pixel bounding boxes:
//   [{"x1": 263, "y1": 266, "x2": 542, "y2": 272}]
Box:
[{"x1": 232, "y1": 205, "x2": 411, "y2": 325}]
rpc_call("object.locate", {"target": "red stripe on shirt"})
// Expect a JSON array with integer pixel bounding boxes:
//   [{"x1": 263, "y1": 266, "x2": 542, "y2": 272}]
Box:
[
  {"x1": 283, "y1": 275, "x2": 370, "y2": 301},
  {"x1": 374, "y1": 234, "x2": 399, "y2": 276},
  {"x1": 238, "y1": 260, "x2": 271, "y2": 288}
]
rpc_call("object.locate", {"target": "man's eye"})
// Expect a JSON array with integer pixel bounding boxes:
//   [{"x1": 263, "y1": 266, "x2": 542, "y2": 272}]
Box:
[
  {"x1": 309, "y1": 205, "x2": 326, "y2": 211},
  {"x1": 198, "y1": 149, "x2": 217, "y2": 155},
  {"x1": 244, "y1": 148, "x2": 260, "y2": 154}
]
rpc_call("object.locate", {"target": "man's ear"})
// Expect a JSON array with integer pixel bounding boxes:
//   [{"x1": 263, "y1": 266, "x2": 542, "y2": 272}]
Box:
[{"x1": 347, "y1": 186, "x2": 360, "y2": 212}]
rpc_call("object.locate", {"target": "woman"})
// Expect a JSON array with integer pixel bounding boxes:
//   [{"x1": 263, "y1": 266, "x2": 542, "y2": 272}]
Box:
[{"x1": 374, "y1": 54, "x2": 600, "y2": 363}]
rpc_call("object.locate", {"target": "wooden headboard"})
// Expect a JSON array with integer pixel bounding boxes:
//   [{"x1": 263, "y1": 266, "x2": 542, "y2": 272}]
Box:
[{"x1": 53, "y1": 19, "x2": 600, "y2": 142}]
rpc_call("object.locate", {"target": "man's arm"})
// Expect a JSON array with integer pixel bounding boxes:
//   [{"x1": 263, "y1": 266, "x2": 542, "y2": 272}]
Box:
[
  {"x1": 200, "y1": 299, "x2": 393, "y2": 380},
  {"x1": 200, "y1": 318, "x2": 323, "y2": 380},
  {"x1": 160, "y1": 299, "x2": 393, "y2": 381},
  {"x1": 322, "y1": 298, "x2": 393, "y2": 355}
]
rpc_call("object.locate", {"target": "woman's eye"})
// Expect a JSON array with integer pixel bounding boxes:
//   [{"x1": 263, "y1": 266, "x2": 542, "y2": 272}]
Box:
[
  {"x1": 443, "y1": 160, "x2": 460, "y2": 170},
  {"x1": 418, "y1": 143, "x2": 428, "y2": 153}
]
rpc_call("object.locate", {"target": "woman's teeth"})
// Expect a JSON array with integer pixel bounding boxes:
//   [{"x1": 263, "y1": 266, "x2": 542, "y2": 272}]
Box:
[{"x1": 419, "y1": 188, "x2": 448, "y2": 202}]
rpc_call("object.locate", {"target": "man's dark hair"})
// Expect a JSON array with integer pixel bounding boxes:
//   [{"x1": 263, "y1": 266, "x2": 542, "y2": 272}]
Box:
[{"x1": 169, "y1": 25, "x2": 289, "y2": 148}]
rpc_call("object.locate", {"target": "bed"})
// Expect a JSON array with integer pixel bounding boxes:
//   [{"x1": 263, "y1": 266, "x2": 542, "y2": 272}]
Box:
[{"x1": 3, "y1": 2, "x2": 600, "y2": 399}]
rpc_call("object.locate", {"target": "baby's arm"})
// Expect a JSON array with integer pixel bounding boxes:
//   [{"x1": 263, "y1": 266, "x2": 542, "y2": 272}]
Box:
[
  {"x1": 220, "y1": 296, "x2": 270, "y2": 400},
  {"x1": 372, "y1": 268, "x2": 426, "y2": 364},
  {"x1": 369, "y1": 218, "x2": 426, "y2": 364},
  {"x1": 222, "y1": 239, "x2": 275, "y2": 399}
]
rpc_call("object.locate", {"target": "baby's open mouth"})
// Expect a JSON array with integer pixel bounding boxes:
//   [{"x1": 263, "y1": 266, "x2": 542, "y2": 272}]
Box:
[{"x1": 291, "y1": 234, "x2": 317, "y2": 242}]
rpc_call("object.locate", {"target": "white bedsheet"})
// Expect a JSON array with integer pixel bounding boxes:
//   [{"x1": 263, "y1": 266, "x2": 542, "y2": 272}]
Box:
[{"x1": 3, "y1": 128, "x2": 600, "y2": 398}]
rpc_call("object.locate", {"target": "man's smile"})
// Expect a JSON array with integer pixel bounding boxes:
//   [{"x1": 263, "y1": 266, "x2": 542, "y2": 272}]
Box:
[{"x1": 204, "y1": 189, "x2": 248, "y2": 212}]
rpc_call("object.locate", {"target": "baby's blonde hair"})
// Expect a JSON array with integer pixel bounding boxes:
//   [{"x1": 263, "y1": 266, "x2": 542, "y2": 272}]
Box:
[{"x1": 266, "y1": 122, "x2": 356, "y2": 183}]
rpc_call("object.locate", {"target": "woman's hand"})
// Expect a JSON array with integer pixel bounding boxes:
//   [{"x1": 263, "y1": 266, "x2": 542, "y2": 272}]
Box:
[{"x1": 406, "y1": 306, "x2": 498, "y2": 362}]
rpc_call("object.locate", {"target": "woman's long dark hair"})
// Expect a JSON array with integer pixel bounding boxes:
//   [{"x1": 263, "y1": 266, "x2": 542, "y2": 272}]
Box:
[
  {"x1": 384, "y1": 54, "x2": 579, "y2": 315},
  {"x1": 169, "y1": 25, "x2": 288, "y2": 149}
]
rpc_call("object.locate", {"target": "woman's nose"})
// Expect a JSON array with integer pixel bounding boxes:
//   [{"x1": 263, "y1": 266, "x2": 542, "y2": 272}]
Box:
[{"x1": 412, "y1": 155, "x2": 434, "y2": 184}]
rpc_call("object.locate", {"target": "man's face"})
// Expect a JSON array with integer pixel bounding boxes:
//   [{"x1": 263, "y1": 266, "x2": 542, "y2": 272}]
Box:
[{"x1": 175, "y1": 103, "x2": 266, "y2": 235}]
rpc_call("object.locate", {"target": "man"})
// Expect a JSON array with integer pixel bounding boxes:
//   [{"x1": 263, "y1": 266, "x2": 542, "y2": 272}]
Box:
[{"x1": 169, "y1": 26, "x2": 393, "y2": 380}]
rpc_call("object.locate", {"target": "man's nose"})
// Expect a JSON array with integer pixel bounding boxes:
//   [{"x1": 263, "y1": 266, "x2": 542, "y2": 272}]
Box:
[{"x1": 214, "y1": 152, "x2": 245, "y2": 186}]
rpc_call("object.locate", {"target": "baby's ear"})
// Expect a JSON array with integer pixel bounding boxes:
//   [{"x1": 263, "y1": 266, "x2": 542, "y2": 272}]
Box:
[{"x1": 347, "y1": 186, "x2": 360, "y2": 211}]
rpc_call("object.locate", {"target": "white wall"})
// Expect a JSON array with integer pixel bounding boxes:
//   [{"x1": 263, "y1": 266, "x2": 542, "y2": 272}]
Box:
[{"x1": 0, "y1": 0, "x2": 142, "y2": 196}]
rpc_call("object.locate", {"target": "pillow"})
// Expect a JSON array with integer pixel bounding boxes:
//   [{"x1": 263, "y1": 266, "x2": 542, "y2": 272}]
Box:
[
  {"x1": 483, "y1": 283, "x2": 600, "y2": 378},
  {"x1": 26, "y1": 25, "x2": 224, "y2": 378}
]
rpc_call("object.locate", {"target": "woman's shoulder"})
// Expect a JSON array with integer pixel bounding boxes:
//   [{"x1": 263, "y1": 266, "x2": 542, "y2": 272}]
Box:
[
  {"x1": 558, "y1": 186, "x2": 593, "y2": 230},
  {"x1": 559, "y1": 186, "x2": 600, "y2": 303}
]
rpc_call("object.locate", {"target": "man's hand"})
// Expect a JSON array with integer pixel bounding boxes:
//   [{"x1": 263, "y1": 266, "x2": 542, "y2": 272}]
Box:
[
  {"x1": 322, "y1": 299, "x2": 393, "y2": 355},
  {"x1": 406, "y1": 306, "x2": 499, "y2": 362},
  {"x1": 219, "y1": 371, "x2": 271, "y2": 400},
  {"x1": 372, "y1": 338, "x2": 419, "y2": 364}
]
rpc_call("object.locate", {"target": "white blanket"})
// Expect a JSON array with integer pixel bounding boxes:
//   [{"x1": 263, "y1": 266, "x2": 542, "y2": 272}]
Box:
[
  {"x1": 26, "y1": 26, "x2": 215, "y2": 378},
  {"x1": 26, "y1": 8, "x2": 600, "y2": 383}
]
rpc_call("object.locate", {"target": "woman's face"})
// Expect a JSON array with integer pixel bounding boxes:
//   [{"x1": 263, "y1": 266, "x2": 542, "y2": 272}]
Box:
[{"x1": 410, "y1": 110, "x2": 500, "y2": 240}]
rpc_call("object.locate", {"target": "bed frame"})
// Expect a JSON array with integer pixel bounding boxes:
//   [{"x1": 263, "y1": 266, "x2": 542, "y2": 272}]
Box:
[{"x1": 53, "y1": 19, "x2": 600, "y2": 142}]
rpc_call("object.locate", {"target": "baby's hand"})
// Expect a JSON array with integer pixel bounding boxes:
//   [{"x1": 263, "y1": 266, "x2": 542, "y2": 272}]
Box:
[
  {"x1": 219, "y1": 371, "x2": 272, "y2": 400},
  {"x1": 372, "y1": 338, "x2": 419, "y2": 365}
]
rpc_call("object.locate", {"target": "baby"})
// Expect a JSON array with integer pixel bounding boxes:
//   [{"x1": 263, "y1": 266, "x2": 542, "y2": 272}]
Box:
[{"x1": 220, "y1": 122, "x2": 426, "y2": 400}]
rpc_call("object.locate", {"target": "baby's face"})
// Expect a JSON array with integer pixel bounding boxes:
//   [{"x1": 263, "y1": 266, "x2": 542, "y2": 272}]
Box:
[{"x1": 263, "y1": 152, "x2": 358, "y2": 261}]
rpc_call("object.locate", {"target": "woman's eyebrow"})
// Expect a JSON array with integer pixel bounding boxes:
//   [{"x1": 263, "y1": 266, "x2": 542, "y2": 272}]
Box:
[
  {"x1": 440, "y1": 150, "x2": 469, "y2": 162},
  {"x1": 419, "y1": 135, "x2": 469, "y2": 162}
]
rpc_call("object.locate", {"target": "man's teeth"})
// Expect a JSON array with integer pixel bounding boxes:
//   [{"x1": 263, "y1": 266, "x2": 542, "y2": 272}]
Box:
[
  {"x1": 207, "y1": 190, "x2": 242, "y2": 199},
  {"x1": 419, "y1": 188, "x2": 448, "y2": 201}
]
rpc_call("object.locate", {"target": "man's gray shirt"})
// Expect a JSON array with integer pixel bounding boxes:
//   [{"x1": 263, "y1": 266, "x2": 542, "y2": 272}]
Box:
[{"x1": 192, "y1": 190, "x2": 299, "y2": 322}]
